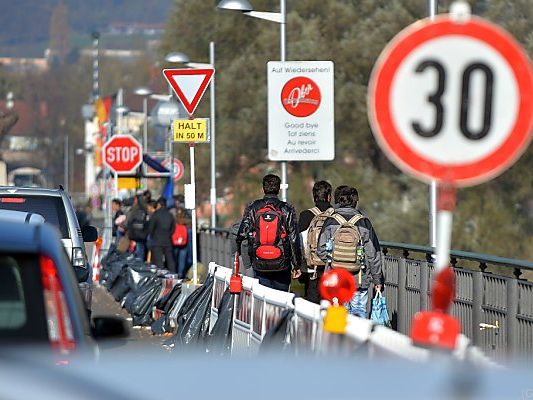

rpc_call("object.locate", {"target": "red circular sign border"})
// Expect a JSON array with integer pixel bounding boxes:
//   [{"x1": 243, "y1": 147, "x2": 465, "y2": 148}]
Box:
[
  {"x1": 281, "y1": 76, "x2": 322, "y2": 118},
  {"x1": 102, "y1": 135, "x2": 143, "y2": 175},
  {"x1": 162, "y1": 159, "x2": 185, "y2": 182},
  {"x1": 368, "y1": 16, "x2": 533, "y2": 187}
]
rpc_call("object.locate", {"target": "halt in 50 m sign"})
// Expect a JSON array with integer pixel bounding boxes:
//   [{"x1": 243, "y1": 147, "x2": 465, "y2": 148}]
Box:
[{"x1": 368, "y1": 16, "x2": 533, "y2": 186}]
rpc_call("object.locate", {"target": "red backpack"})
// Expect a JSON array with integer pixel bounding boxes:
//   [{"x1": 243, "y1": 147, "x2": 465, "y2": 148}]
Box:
[
  {"x1": 251, "y1": 204, "x2": 288, "y2": 272},
  {"x1": 172, "y1": 224, "x2": 188, "y2": 246}
]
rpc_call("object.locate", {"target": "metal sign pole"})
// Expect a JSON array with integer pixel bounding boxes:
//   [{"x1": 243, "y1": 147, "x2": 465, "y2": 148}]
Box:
[
  {"x1": 428, "y1": 0, "x2": 438, "y2": 249},
  {"x1": 189, "y1": 142, "x2": 198, "y2": 284}
]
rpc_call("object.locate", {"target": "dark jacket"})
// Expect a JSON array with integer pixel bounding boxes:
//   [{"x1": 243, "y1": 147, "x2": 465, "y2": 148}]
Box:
[
  {"x1": 317, "y1": 206, "x2": 384, "y2": 289},
  {"x1": 127, "y1": 205, "x2": 148, "y2": 242},
  {"x1": 112, "y1": 210, "x2": 124, "y2": 237},
  {"x1": 236, "y1": 194, "x2": 301, "y2": 272},
  {"x1": 148, "y1": 206, "x2": 176, "y2": 247}
]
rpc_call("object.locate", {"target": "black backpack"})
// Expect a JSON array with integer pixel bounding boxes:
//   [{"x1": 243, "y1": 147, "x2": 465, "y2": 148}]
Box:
[{"x1": 250, "y1": 203, "x2": 289, "y2": 272}]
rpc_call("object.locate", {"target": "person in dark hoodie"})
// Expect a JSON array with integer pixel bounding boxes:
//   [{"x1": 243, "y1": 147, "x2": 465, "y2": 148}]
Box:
[
  {"x1": 126, "y1": 194, "x2": 148, "y2": 261},
  {"x1": 317, "y1": 186, "x2": 384, "y2": 317},
  {"x1": 297, "y1": 180, "x2": 333, "y2": 303},
  {"x1": 148, "y1": 197, "x2": 176, "y2": 272}
]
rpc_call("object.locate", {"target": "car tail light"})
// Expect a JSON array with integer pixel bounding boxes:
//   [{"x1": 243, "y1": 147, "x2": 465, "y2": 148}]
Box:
[
  {"x1": 40, "y1": 254, "x2": 76, "y2": 355},
  {"x1": 72, "y1": 247, "x2": 85, "y2": 267}
]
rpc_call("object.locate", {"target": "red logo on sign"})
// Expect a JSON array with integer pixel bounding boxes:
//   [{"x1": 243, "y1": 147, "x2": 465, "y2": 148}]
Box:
[{"x1": 281, "y1": 77, "x2": 321, "y2": 117}]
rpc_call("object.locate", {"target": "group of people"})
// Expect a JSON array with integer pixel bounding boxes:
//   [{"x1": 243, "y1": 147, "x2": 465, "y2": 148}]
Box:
[
  {"x1": 111, "y1": 191, "x2": 193, "y2": 279},
  {"x1": 235, "y1": 174, "x2": 384, "y2": 318}
]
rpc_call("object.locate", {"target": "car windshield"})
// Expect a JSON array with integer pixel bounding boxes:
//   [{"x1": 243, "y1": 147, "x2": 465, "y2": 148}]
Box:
[
  {"x1": 0, "y1": 254, "x2": 48, "y2": 342},
  {"x1": 0, "y1": 196, "x2": 69, "y2": 239}
]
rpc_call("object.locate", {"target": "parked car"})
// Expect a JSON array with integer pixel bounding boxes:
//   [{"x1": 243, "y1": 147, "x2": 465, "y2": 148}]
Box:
[
  {"x1": 0, "y1": 220, "x2": 127, "y2": 356},
  {"x1": 0, "y1": 187, "x2": 97, "y2": 313}
]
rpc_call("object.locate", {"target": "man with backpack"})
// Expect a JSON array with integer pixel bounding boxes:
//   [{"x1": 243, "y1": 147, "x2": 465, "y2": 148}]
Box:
[
  {"x1": 297, "y1": 180, "x2": 334, "y2": 303},
  {"x1": 236, "y1": 174, "x2": 301, "y2": 291},
  {"x1": 317, "y1": 186, "x2": 384, "y2": 318}
]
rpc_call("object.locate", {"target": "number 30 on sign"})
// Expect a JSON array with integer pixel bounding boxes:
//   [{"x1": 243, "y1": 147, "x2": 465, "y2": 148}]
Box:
[{"x1": 368, "y1": 16, "x2": 533, "y2": 187}]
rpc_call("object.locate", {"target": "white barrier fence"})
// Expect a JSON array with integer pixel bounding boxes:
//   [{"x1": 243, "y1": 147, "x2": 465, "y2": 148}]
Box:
[{"x1": 207, "y1": 262, "x2": 498, "y2": 366}]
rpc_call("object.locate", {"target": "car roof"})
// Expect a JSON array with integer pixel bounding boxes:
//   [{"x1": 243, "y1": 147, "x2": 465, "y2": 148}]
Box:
[
  {"x1": 0, "y1": 220, "x2": 60, "y2": 253},
  {"x1": 0, "y1": 186, "x2": 63, "y2": 197}
]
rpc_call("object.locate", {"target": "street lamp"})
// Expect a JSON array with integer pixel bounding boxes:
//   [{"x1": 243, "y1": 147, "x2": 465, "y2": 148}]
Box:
[
  {"x1": 115, "y1": 105, "x2": 129, "y2": 134},
  {"x1": 217, "y1": 0, "x2": 289, "y2": 201},
  {"x1": 164, "y1": 52, "x2": 190, "y2": 64},
  {"x1": 134, "y1": 87, "x2": 152, "y2": 151}
]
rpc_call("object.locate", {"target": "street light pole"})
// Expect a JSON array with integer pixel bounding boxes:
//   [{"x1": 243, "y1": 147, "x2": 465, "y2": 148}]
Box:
[
  {"x1": 209, "y1": 41, "x2": 217, "y2": 228},
  {"x1": 279, "y1": 0, "x2": 288, "y2": 202},
  {"x1": 217, "y1": 0, "x2": 289, "y2": 201}
]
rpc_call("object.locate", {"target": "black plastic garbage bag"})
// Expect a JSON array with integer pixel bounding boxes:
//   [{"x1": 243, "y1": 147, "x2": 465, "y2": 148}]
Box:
[
  {"x1": 131, "y1": 279, "x2": 163, "y2": 326},
  {"x1": 206, "y1": 289, "x2": 235, "y2": 356},
  {"x1": 171, "y1": 275, "x2": 214, "y2": 348},
  {"x1": 124, "y1": 274, "x2": 159, "y2": 314},
  {"x1": 109, "y1": 267, "x2": 131, "y2": 302},
  {"x1": 150, "y1": 284, "x2": 183, "y2": 335},
  {"x1": 260, "y1": 308, "x2": 294, "y2": 353}
]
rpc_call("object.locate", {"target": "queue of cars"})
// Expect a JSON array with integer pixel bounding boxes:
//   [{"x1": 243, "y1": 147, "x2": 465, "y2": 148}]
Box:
[{"x1": 0, "y1": 185, "x2": 128, "y2": 357}]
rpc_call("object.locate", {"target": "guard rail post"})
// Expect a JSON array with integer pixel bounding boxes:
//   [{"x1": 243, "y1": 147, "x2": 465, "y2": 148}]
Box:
[
  {"x1": 472, "y1": 264, "x2": 484, "y2": 347},
  {"x1": 506, "y1": 268, "x2": 520, "y2": 356},
  {"x1": 398, "y1": 257, "x2": 408, "y2": 335}
]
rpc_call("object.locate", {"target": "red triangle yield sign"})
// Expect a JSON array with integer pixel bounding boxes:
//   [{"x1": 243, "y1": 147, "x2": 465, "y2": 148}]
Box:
[{"x1": 162, "y1": 68, "x2": 215, "y2": 116}]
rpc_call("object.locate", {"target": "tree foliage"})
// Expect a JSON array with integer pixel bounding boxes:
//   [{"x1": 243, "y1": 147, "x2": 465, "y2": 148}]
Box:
[{"x1": 160, "y1": 0, "x2": 533, "y2": 259}]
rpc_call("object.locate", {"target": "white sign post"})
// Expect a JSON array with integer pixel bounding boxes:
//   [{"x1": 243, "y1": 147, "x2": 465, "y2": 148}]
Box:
[{"x1": 268, "y1": 61, "x2": 335, "y2": 161}]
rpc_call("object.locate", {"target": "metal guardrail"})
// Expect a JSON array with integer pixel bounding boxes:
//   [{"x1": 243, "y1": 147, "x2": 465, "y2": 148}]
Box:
[{"x1": 198, "y1": 227, "x2": 533, "y2": 360}]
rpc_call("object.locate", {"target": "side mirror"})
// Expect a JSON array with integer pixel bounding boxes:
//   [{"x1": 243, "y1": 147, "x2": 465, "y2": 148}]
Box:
[
  {"x1": 82, "y1": 225, "x2": 98, "y2": 242},
  {"x1": 91, "y1": 316, "x2": 129, "y2": 340}
]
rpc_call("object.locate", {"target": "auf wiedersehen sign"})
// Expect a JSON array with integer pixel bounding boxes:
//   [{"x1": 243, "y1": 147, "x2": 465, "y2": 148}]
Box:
[
  {"x1": 172, "y1": 119, "x2": 210, "y2": 143},
  {"x1": 268, "y1": 61, "x2": 335, "y2": 161}
]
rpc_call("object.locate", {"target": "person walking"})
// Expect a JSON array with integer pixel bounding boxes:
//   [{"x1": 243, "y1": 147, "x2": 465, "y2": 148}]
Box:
[
  {"x1": 172, "y1": 206, "x2": 191, "y2": 279},
  {"x1": 148, "y1": 197, "x2": 176, "y2": 273},
  {"x1": 126, "y1": 194, "x2": 148, "y2": 261},
  {"x1": 317, "y1": 186, "x2": 384, "y2": 318},
  {"x1": 297, "y1": 180, "x2": 333, "y2": 304},
  {"x1": 111, "y1": 198, "x2": 125, "y2": 244},
  {"x1": 236, "y1": 174, "x2": 301, "y2": 291}
]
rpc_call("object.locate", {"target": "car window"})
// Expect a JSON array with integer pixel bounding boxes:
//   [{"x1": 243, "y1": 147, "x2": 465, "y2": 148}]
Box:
[
  {"x1": 0, "y1": 196, "x2": 69, "y2": 238},
  {"x1": 0, "y1": 254, "x2": 48, "y2": 342}
]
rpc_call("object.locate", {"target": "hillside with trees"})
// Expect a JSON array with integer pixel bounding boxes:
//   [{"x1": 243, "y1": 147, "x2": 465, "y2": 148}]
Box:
[{"x1": 160, "y1": 0, "x2": 532, "y2": 260}]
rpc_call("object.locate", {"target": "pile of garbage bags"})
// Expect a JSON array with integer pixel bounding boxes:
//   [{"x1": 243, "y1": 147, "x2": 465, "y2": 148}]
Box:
[{"x1": 99, "y1": 248, "x2": 229, "y2": 350}]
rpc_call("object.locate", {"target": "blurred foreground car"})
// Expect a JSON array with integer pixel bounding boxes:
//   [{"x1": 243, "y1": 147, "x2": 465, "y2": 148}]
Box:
[
  {"x1": 0, "y1": 220, "x2": 127, "y2": 357},
  {"x1": 0, "y1": 186, "x2": 97, "y2": 313}
]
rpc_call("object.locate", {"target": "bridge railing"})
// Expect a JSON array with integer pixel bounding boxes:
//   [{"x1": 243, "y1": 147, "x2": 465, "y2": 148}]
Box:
[{"x1": 199, "y1": 228, "x2": 533, "y2": 360}]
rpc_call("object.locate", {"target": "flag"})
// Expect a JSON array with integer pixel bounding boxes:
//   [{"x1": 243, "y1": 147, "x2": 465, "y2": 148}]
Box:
[{"x1": 95, "y1": 94, "x2": 116, "y2": 128}]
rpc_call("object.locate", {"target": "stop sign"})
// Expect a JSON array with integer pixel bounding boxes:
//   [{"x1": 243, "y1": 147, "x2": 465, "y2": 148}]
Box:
[{"x1": 102, "y1": 135, "x2": 143, "y2": 174}]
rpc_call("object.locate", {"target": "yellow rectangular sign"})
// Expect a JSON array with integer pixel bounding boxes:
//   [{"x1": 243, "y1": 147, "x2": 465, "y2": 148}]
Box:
[
  {"x1": 117, "y1": 177, "x2": 139, "y2": 190},
  {"x1": 173, "y1": 119, "x2": 209, "y2": 143}
]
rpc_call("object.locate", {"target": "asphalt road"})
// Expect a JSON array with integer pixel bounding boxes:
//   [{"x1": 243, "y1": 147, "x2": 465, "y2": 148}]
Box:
[{"x1": 91, "y1": 285, "x2": 168, "y2": 357}]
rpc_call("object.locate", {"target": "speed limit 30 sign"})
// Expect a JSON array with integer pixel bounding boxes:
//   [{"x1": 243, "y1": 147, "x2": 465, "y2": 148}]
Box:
[{"x1": 368, "y1": 16, "x2": 533, "y2": 186}]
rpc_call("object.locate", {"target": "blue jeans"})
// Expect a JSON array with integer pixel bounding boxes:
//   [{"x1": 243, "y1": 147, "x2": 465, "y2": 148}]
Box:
[
  {"x1": 174, "y1": 245, "x2": 189, "y2": 278},
  {"x1": 134, "y1": 242, "x2": 146, "y2": 261},
  {"x1": 346, "y1": 288, "x2": 368, "y2": 318}
]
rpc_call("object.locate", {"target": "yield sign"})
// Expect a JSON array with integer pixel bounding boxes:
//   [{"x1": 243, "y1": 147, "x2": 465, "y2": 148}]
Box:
[{"x1": 163, "y1": 68, "x2": 215, "y2": 115}]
